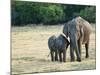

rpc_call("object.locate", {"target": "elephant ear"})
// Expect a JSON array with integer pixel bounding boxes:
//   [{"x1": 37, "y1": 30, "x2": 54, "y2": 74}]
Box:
[
  {"x1": 76, "y1": 19, "x2": 84, "y2": 40},
  {"x1": 80, "y1": 26, "x2": 84, "y2": 42}
]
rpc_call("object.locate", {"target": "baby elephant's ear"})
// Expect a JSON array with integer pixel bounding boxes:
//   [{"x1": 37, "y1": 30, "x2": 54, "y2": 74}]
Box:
[{"x1": 80, "y1": 26, "x2": 84, "y2": 38}]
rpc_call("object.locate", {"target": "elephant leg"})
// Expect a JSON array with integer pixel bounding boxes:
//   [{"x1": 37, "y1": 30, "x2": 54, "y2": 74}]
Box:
[
  {"x1": 74, "y1": 47, "x2": 81, "y2": 62},
  {"x1": 63, "y1": 49, "x2": 66, "y2": 62},
  {"x1": 50, "y1": 51, "x2": 54, "y2": 61},
  {"x1": 74, "y1": 40, "x2": 81, "y2": 62},
  {"x1": 59, "y1": 51, "x2": 62, "y2": 62},
  {"x1": 85, "y1": 40, "x2": 89, "y2": 58},
  {"x1": 72, "y1": 39, "x2": 81, "y2": 62},
  {"x1": 78, "y1": 39, "x2": 82, "y2": 58},
  {"x1": 75, "y1": 50, "x2": 81, "y2": 62},
  {"x1": 70, "y1": 44, "x2": 75, "y2": 62},
  {"x1": 55, "y1": 50, "x2": 58, "y2": 61}
]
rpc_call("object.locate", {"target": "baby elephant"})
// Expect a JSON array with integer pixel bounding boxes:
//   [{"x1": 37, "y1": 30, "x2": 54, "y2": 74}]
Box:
[{"x1": 48, "y1": 34, "x2": 70, "y2": 62}]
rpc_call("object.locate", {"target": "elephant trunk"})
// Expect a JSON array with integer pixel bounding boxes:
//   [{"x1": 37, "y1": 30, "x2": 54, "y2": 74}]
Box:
[
  {"x1": 70, "y1": 33, "x2": 81, "y2": 61},
  {"x1": 70, "y1": 34, "x2": 78, "y2": 49}
]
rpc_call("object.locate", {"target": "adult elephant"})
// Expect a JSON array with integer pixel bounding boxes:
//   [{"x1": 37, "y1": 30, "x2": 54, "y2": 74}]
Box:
[{"x1": 63, "y1": 16, "x2": 92, "y2": 62}]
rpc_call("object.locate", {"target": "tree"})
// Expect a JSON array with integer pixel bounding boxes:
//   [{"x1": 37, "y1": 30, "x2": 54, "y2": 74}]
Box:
[
  {"x1": 79, "y1": 6, "x2": 96, "y2": 23},
  {"x1": 11, "y1": 1, "x2": 96, "y2": 26},
  {"x1": 38, "y1": 5, "x2": 65, "y2": 24}
]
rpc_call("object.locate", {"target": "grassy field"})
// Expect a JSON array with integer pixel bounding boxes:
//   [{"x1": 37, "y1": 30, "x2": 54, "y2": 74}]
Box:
[{"x1": 11, "y1": 25, "x2": 96, "y2": 74}]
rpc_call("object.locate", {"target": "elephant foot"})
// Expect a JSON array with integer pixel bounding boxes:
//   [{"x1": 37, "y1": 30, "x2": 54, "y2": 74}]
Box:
[
  {"x1": 59, "y1": 60, "x2": 63, "y2": 62},
  {"x1": 55, "y1": 58, "x2": 59, "y2": 61},
  {"x1": 55, "y1": 59, "x2": 58, "y2": 61},
  {"x1": 70, "y1": 59, "x2": 75, "y2": 62},
  {"x1": 77, "y1": 58, "x2": 81, "y2": 62},
  {"x1": 85, "y1": 55, "x2": 89, "y2": 58},
  {"x1": 51, "y1": 59, "x2": 55, "y2": 62},
  {"x1": 70, "y1": 55, "x2": 75, "y2": 62},
  {"x1": 63, "y1": 60, "x2": 66, "y2": 62},
  {"x1": 55, "y1": 57, "x2": 58, "y2": 61},
  {"x1": 60, "y1": 61, "x2": 62, "y2": 62},
  {"x1": 51, "y1": 60, "x2": 55, "y2": 62}
]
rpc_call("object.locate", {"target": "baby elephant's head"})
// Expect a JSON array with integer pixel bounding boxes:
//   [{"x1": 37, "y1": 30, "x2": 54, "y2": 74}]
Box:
[{"x1": 59, "y1": 34, "x2": 70, "y2": 49}]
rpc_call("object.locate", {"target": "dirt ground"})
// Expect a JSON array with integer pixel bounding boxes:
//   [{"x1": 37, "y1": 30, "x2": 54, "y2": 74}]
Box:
[{"x1": 11, "y1": 25, "x2": 96, "y2": 74}]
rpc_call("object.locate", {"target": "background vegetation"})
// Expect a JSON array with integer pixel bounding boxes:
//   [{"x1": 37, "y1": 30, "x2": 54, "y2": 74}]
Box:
[{"x1": 11, "y1": 1, "x2": 96, "y2": 26}]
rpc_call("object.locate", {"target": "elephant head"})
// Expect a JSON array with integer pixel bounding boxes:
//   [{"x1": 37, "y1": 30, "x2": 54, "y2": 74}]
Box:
[{"x1": 63, "y1": 19, "x2": 78, "y2": 49}]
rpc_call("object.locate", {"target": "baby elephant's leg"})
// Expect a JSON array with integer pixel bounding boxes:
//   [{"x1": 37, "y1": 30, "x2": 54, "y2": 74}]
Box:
[
  {"x1": 55, "y1": 50, "x2": 58, "y2": 61},
  {"x1": 63, "y1": 49, "x2": 66, "y2": 62},
  {"x1": 58, "y1": 51, "x2": 62, "y2": 62},
  {"x1": 50, "y1": 51, "x2": 54, "y2": 61}
]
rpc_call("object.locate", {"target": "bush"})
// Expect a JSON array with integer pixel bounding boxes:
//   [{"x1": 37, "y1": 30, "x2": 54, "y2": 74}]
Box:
[
  {"x1": 11, "y1": 1, "x2": 96, "y2": 26},
  {"x1": 39, "y1": 5, "x2": 65, "y2": 24},
  {"x1": 11, "y1": 1, "x2": 65, "y2": 25},
  {"x1": 79, "y1": 7, "x2": 96, "y2": 23}
]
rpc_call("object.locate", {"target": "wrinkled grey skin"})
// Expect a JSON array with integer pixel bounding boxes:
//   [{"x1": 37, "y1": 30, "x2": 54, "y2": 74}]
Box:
[
  {"x1": 63, "y1": 19, "x2": 81, "y2": 62},
  {"x1": 48, "y1": 35, "x2": 58, "y2": 61},
  {"x1": 63, "y1": 16, "x2": 92, "y2": 62},
  {"x1": 48, "y1": 34, "x2": 70, "y2": 62},
  {"x1": 55, "y1": 34, "x2": 70, "y2": 62}
]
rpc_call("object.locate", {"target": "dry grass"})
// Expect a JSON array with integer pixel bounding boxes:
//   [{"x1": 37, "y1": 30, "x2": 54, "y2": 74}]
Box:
[{"x1": 11, "y1": 25, "x2": 96, "y2": 74}]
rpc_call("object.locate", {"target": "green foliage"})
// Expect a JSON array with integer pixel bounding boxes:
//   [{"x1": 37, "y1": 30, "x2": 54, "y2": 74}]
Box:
[
  {"x1": 11, "y1": 1, "x2": 65, "y2": 25},
  {"x1": 38, "y1": 5, "x2": 65, "y2": 24},
  {"x1": 63, "y1": 5, "x2": 87, "y2": 21},
  {"x1": 79, "y1": 7, "x2": 96, "y2": 23},
  {"x1": 11, "y1": 1, "x2": 96, "y2": 26}
]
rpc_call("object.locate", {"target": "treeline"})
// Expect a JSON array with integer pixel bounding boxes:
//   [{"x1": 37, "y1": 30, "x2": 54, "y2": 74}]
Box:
[{"x1": 11, "y1": 1, "x2": 96, "y2": 26}]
